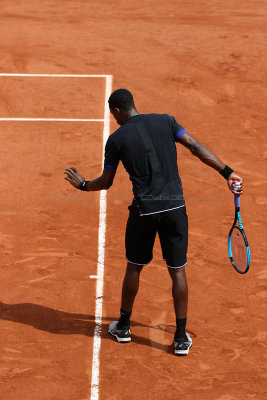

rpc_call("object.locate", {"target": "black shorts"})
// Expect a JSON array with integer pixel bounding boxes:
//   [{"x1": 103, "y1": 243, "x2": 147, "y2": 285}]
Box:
[{"x1": 125, "y1": 205, "x2": 188, "y2": 268}]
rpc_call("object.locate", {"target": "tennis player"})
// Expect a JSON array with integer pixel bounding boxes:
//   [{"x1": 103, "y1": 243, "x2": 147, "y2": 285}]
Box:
[{"x1": 64, "y1": 89, "x2": 243, "y2": 355}]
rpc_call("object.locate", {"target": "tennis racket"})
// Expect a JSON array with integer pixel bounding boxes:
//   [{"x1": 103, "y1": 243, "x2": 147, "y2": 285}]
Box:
[{"x1": 228, "y1": 182, "x2": 250, "y2": 274}]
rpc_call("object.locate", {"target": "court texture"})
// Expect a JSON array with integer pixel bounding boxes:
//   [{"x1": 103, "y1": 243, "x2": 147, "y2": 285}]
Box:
[{"x1": 0, "y1": 1, "x2": 266, "y2": 399}]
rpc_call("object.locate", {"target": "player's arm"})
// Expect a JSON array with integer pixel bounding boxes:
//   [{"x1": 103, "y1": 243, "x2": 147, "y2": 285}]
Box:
[
  {"x1": 178, "y1": 133, "x2": 225, "y2": 170},
  {"x1": 64, "y1": 135, "x2": 119, "y2": 191},
  {"x1": 64, "y1": 167, "x2": 116, "y2": 191},
  {"x1": 177, "y1": 132, "x2": 243, "y2": 195},
  {"x1": 85, "y1": 169, "x2": 116, "y2": 191}
]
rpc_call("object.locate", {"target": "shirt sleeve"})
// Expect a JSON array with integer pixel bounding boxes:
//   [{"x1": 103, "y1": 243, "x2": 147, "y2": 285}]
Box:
[
  {"x1": 167, "y1": 115, "x2": 187, "y2": 142},
  {"x1": 104, "y1": 136, "x2": 120, "y2": 170}
]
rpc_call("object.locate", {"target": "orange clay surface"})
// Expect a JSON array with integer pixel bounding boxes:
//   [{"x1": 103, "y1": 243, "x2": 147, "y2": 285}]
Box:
[{"x1": 0, "y1": 1, "x2": 266, "y2": 399}]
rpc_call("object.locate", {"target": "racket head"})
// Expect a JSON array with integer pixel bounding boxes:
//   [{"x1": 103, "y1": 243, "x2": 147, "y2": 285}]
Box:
[{"x1": 228, "y1": 226, "x2": 250, "y2": 274}]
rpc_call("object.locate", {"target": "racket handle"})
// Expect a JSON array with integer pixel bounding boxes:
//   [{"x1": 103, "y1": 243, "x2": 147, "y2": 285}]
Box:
[
  {"x1": 232, "y1": 179, "x2": 241, "y2": 208},
  {"x1": 234, "y1": 193, "x2": 240, "y2": 208}
]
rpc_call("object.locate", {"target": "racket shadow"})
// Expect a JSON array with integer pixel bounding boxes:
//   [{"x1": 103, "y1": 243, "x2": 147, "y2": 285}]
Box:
[{"x1": 0, "y1": 301, "x2": 196, "y2": 353}]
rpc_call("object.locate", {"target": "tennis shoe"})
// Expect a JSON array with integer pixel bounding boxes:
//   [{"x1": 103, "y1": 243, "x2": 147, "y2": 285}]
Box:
[
  {"x1": 108, "y1": 321, "x2": 131, "y2": 343},
  {"x1": 174, "y1": 333, "x2": 192, "y2": 356}
]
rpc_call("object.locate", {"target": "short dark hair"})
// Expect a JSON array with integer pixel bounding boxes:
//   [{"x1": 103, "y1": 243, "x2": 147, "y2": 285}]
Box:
[{"x1": 108, "y1": 89, "x2": 135, "y2": 111}]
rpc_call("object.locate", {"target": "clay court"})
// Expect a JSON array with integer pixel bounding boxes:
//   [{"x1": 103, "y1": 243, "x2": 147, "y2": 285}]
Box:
[{"x1": 0, "y1": 1, "x2": 266, "y2": 399}]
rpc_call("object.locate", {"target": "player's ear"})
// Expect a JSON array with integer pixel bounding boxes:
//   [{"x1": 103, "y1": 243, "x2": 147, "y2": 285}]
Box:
[
  {"x1": 109, "y1": 107, "x2": 120, "y2": 117},
  {"x1": 114, "y1": 107, "x2": 120, "y2": 116}
]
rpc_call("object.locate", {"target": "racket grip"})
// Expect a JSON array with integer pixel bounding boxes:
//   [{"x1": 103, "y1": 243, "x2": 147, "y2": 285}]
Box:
[
  {"x1": 234, "y1": 193, "x2": 240, "y2": 208},
  {"x1": 233, "y1": 180, "x2": 241, "y2": 208}
]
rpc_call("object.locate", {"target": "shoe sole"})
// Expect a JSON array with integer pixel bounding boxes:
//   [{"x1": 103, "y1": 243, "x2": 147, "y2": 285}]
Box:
[
  {"x1": 174, "y1": 342, "x2": 192, "y2": 355},
  {"x1": 174, "y1": 333, "x2": 192, "y2": 356},
  {"x1": 108, "y1": 329, "x2": 131, "y2": 343}
]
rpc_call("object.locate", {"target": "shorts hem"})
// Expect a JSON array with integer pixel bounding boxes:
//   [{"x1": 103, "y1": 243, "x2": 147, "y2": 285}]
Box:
[
  {"x1": 139, "y1": 204, "x2": 185, "y2": 216},
  {"x1": 167, "y1": 261, "x2": 187, "y2": 269},
  {"x1": 126, "y1": 257, "x2": 152, "y2": 266}
]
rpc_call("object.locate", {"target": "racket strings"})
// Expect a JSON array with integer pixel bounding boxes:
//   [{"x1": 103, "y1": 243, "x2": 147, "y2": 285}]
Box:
[{"x1": 231, "y1": 227, "x2": 248, "y2": 272}]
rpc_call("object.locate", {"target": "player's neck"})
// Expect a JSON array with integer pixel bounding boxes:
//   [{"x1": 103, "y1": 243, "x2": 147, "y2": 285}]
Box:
[
  {"x1": 119, "y1": 109, "x2": 139, "y2": 126},
  {"x1": 126, "y1": 109, "x2": 139, "y2": 120}
]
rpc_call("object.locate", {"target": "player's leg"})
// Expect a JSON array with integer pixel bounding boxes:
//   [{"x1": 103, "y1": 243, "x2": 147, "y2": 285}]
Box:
[
  {"x1": 108, "y1": 205, "x2": 157, "y2": 343},
  {"x1": 168, "y1": 266, "x2": 191, "y2": 355},
  {"x1": 113, "y1": 262, "x2": 143, "y2": 334},
  {"x1": 158, "y1": 206, "x2": 192, "y2": 355},
  {"x1": 168, "y1": 265, "x2": 188, "y2": 320},
  {"x1": 120, "y1": 262, "x2": 143, "y2": 314}
]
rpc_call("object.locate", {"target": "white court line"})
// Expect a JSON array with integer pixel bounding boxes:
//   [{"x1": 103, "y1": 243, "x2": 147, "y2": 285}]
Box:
[
  {"x1": 0, "y1": 73, "x2": 111, "y2": 78},
  {"x1": 90, "y1": 75, "x2": 112, "y2": 400},
  {"x1": 0, "y1": 72, "x2": 112, "y2": 398},
  {"x1": 0, "y1": 118, "x2": 104, "y2": 122}
]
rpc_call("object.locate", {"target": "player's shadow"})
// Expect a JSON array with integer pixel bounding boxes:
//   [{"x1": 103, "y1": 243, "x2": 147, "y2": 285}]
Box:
[{"x1": 0, "y1": 301, "x2": 196, "y2": 354}]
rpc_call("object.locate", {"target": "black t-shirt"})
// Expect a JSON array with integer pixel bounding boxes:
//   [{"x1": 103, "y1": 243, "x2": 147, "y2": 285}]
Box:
[{"x1": 104, "y1": 113, "x2": 187, "y2": 215}]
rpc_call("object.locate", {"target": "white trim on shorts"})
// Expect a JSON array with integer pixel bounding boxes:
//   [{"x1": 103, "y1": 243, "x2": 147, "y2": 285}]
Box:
[
  {"x1": 125, "y1": 257, "x2": 152, "y2": 266},
  {"x1": 139, "y1": 204, "x2": 185, "y2": 216},
  {"x1": 167, "y1": 261, "x2": 187, "y2": 269}
]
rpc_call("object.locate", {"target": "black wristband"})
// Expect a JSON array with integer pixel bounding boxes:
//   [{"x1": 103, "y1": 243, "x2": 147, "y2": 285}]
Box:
[
  {"x1": 79, "y1": 181, "x2": 90, "y2": 191},
  {"x1": 219, "y1": 165, "x2": 234, "y2": 179}
]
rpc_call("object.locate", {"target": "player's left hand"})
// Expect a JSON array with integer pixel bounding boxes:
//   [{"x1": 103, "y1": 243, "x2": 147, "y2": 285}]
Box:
[
  {"x1": 227, "y1": 172, "x2": 243, "y2": 195},
  {"x1": 64, "y1": 167, "x2": 85, "y2": 189}
]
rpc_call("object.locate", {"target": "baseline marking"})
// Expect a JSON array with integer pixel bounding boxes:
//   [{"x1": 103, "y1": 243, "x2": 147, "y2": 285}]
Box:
[{"x1": 90, "y1": 75, "x2": 112, "y2": 400}]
